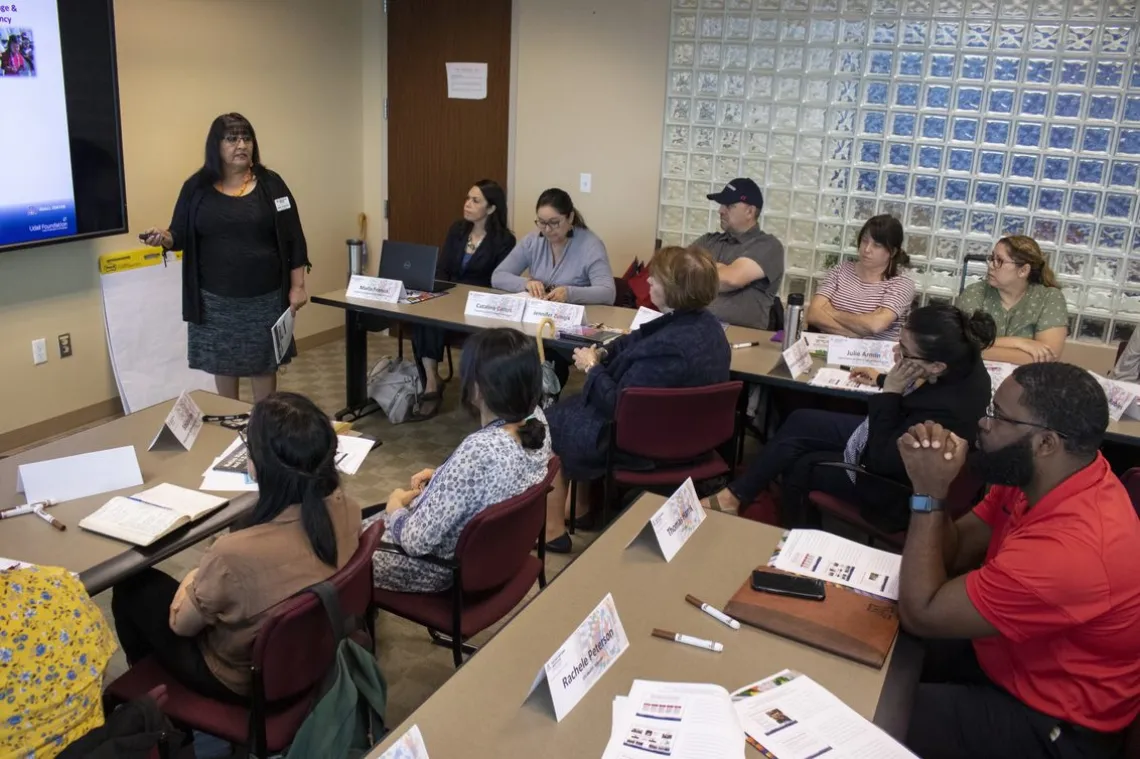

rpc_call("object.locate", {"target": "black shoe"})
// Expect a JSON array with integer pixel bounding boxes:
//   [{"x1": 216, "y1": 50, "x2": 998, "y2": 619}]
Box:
[{"x1": 545, "y1": 532, "x2": 572, "y2": 554}]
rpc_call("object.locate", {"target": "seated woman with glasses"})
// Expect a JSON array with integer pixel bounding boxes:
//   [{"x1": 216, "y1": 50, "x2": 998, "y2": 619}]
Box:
[
  {"x1": 806, "y1": 214, "x2": 915, "y2": 341},
  {"x1": 111, "y1": 392, "x2": 361, "y2": 702},
  {"x1": 710, "y1": 305, "x2": 995, "y2": 533},
  {"x1": 491, "y1": 187, "x2": 615, "y2": 306},
  {"x1": 542, "y1": 246, "x2": 731, "y2": 553},
  {"x1": 955, "y1": 235, "x2": 1068, "y2": 365},
  {"x1": 367, "y1": 328, "x2": 553, "y2": 593}
]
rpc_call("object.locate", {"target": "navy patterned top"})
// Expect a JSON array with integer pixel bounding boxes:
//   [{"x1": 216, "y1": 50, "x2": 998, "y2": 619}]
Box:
[{"x1": 367, "y1": 408, "x2": 552, "y2": 593}]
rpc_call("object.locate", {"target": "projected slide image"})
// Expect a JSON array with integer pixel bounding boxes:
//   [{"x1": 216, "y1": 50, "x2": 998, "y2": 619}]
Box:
[{"x1": 1, "y1": 28, "x2": 33, "y2": 77}]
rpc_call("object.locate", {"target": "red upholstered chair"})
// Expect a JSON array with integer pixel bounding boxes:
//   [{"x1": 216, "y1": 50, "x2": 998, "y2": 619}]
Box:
[
  {"x1": 573, "y1": 382, "x2": 743, "y2": 528},
  {"x1": 806, "y1": 462, "x2": 983, "y2": 551},
  {"x1": 372, "y1": 457, "x2": 560, "y2": 668},
  {"x1": 105, "y1": 522, "x2": 385, "y2": 759}
]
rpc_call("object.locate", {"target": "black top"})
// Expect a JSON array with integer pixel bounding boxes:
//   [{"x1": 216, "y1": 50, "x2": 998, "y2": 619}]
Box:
[
  {"x1": 436, "y1": 220, "x2": 516, "y2": 288},
  {"x1": 166, "y1": 167, "x2": 309, "y2": 324},
  {"x1": 196, "y1": 189, "x2": 280, "y2": 297}
]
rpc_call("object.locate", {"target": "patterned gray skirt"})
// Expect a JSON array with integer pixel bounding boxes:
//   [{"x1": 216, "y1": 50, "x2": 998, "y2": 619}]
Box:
[{"x1": 188, "y1": 289, "x2": 296, "y2": 377}]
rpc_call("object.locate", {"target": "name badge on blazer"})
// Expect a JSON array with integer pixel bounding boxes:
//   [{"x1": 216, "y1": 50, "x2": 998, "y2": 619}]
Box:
[{"x1": 274, "y1": 196, "x2": 291, "y2": 212}]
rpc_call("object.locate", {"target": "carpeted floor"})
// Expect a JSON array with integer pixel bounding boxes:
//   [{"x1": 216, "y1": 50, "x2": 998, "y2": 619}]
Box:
[{"x1": 94, "y1": 329, "x2": 600, "y2": 736}]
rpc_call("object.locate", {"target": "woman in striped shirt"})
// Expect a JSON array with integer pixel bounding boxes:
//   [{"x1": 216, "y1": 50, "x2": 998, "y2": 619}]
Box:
[{"x1": 806, "y1": 214, "x2": 915, "y2": 341}]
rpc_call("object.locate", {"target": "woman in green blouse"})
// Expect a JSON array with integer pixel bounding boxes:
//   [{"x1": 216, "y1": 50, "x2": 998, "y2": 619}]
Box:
[{"x1": 955, "y1": 235, "x2": 1068, "y2": 364}]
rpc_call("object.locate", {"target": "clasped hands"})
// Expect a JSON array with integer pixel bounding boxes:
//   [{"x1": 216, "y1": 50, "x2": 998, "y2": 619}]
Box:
[
  {"x1": 896, "y1": 421, "x2": 968, "y2": 500},
  {"x1": 525, "y1": 280, "x2": 568, "y2": 302},
  {"x1": 573, "y1": 345, "x2": 601, "y2": 373},
  {"x1": 385, "y1": 468, "x2": 435, "y2": 514}
]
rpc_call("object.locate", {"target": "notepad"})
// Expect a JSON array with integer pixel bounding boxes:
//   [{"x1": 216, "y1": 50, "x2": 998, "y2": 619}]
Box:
[{"x1": 79, "y1": 483, "x2": 228, "y2": 546}]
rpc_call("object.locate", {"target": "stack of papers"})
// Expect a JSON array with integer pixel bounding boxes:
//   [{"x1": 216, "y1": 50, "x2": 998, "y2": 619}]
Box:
[
  {"x1": 769, "y1": 529, "x2": 902, "y2": 601},
  {"x1": 603, "y1": 680, "x2": 745, "y2": 759},
  {"x1": 200, "y1": 435, "x2": 376, "y2": 492},
  {"x1": 808, "y1": 368, "x2": 881, "y2": 394},
  {"x1": 732, "y1": 671, "x2": 917, "y2": 758}
]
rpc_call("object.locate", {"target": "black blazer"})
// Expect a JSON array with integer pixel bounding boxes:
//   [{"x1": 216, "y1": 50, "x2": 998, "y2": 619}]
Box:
[
  {"x1": 167, "y1": 166, "x2": 309, "y2": 324},
  {"x1": 436, "y1": 220, "x2": 515, "y2": 288},
  {"x1": 857, "y1": 356, "x2": 992, "y2": 530}
]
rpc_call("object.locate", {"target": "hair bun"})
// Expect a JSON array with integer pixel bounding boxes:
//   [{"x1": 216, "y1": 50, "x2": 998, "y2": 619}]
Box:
[
  {"x1": 965, "y1": 309, "x2": 997, "y2": 350},
  {"x1": 518, "y1": 417, "x2": 546, "y2": 450}
]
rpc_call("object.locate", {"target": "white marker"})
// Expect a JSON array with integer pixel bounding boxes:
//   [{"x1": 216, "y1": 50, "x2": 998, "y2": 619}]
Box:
[
  {"x1": 653, "y1": 628, "x2": 723, "y2": 653},
  {"x1": 685, "y1": 594, "x2": 742, "y2": 630}
]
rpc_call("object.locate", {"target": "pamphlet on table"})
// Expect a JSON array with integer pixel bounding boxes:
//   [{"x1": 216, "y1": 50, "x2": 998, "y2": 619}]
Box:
[
  {"x1": 201, "y1": 434, "x2": 375, "y2": 492},
  {"x1": 769, "y1": 529, "x2": 901, "y2": 601},
  {"x1": 808, "y1": 368, "x2": 881, "y2": 394},
  {"x1": 732, "y1": 670, "x2": 917, "y2": 758},
  {"x1": 375, "y1": 725, "x2": 430, "y2": 758},
  {"x1": 603, "y1": 680, "x2": 745, "y2": 759}
]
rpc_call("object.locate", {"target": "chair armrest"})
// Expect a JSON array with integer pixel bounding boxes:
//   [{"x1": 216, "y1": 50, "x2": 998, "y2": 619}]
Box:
[
  {"x1": 811, "y1": 461, "x2": 912, "y2": 497},
  {"x1": 377, "y1": 543, "x2": 457, "y2": 570}
]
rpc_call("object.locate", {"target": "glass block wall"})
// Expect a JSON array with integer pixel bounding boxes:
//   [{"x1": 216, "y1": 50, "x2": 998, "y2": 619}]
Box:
[{"x1": 659, "y1": 0, "x2": 1140, "y2": 343}]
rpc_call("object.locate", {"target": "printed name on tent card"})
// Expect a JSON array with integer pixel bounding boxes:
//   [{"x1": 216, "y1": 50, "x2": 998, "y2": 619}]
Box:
[
  {"x1": 148, "y1": 391, "x2": 204, "y2": 452},
  {"x1": 463, "y1": 291, "x2": 527, "y2": 322},
  {"x1": 347, "y1": 274, "x2": 406, "y2": 304},
  {"x1": 627, "y1": 478, "x2": 707, "y2": 562},
  {"x1": 526, "y1": 593, "x2": 630, "y2": 722},
  {"x1": 522, "y1": 298, "x2": 586, "y2": 329},
  {"x1": 826, "y1": 337, "x2": 897, "y2": 371},
  {"x1": 781, "y1": 336, "x2": 813, "y2": 380},
  {"x1": 1092, "y1": 374, "x2": 1138, "y2": 422}
]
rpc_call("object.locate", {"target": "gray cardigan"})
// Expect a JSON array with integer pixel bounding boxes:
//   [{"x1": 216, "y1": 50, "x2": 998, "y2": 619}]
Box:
[{"x1": 491, "y1": 228, "x2": 616, "y2": 305}]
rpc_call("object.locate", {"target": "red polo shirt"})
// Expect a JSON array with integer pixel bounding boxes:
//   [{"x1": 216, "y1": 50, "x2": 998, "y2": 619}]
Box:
[{"x1": 965, "y1": 454, "x2": 1140, "y2": 732}]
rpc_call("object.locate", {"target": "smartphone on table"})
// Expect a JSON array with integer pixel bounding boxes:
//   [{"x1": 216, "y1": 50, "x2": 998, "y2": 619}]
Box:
[{"x1": 750, "y1": 570, "x2": 826, "y2": 602}]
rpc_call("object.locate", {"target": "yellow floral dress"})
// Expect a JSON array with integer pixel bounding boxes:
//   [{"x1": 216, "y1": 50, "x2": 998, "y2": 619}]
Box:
[{"x1": 0, "y1": 566, "x2": 117, "y2": 759}]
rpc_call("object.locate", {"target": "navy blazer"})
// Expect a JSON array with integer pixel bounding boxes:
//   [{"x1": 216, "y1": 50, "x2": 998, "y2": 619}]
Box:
[
  {"x1": 546, "y1": 308, "x2": 731, "y2": 470},
  {"x1": 436, "y1": 220, "x2": 515, "y2": 289}
]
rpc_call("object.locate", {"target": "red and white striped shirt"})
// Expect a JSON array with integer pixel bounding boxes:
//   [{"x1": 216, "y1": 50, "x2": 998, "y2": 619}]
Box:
[{"x1": 816, "y1": 260, "x2": 915, "y2": 340}]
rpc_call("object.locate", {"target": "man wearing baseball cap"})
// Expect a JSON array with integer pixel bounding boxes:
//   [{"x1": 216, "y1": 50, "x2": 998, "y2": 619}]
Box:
[{"x1": 692, "y1": 178, "x2": 785, "y2": 330}]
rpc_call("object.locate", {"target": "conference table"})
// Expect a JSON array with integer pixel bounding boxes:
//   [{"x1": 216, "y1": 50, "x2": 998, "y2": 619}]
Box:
[
  {"x1": 0, "y1": 392, "x2": 258, "y2": 595},
  {"x1": 313, "y1": 284, "x2": 1140, "y2": 445},
  {"x1": 367, "y1": 492, "x2": 921, "y2": 757}
]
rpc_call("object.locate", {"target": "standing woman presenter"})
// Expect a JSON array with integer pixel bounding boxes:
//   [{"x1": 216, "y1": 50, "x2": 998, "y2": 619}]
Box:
[{"x1": 141, "y1": 113, "x2": 310, "y2": 402}]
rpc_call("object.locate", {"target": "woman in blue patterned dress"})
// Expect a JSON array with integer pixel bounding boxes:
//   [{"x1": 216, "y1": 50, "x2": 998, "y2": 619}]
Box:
[{"x1": 367, "y1": 328, "x2": 553, "y2": 593}]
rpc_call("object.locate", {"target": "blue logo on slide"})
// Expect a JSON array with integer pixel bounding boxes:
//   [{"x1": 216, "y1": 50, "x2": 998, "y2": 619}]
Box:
[{"x1": 0, "y1": 200, "x2": 77, "y2": 246}]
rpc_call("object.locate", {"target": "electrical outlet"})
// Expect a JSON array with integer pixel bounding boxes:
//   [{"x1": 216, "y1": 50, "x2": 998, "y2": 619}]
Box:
[
  {"x1": 58, "y1": 333, "x2": 73, "y2": 358},
  {"x1": 579, "y1": 173, "x2": 592, "y2": 193},
  {"x1": 31, "y1": 338, "x2": 47, "y2": 365}
]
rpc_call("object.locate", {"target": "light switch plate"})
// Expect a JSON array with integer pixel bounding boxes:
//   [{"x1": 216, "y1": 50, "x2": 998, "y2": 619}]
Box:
[
  {"x1": 579, "y1": 173, "x2": 592, "y2": 193},
  {"x1": 32, "y1": 338, "x2": 47, "y2": 365}
]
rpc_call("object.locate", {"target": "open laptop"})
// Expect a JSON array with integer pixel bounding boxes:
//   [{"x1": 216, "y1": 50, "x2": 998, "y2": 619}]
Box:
[{"x1": 377, "y1": 240, "x2": 456, "y2": 294}]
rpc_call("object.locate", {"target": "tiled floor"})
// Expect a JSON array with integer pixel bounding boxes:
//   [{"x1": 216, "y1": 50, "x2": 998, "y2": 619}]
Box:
[{"x1": 95, "y1": 330, "x2": 599, "y2": 732}]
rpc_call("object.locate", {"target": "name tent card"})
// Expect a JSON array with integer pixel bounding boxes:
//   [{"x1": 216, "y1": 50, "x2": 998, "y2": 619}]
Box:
[
  {"x1": 1092, "y1": 374, "x2": 1139, "y2": 422},
  {"x1": 827, "y1": 337, "x2": 897, "y2": 371},
  {"x1": 629, "y1": 478, "x2": 707, "y2": 562},
  {"x1": 629, "y1": 306, "x2": 663, "y2": 331},
  {"x1": 527, "y1": 592, "x2": 630, "y2": 722},
  {"x1": 376, "y1": 725, "x2": 430, "y2": 758},
  {"x1": 522, "y1": 299, "x2": 586, "y2": 329},
  {"x1": 347, "y1": 274, "x2": 406, "y2": 304},
  {"x1": 148, "y1": 391, "x2": 204, "y2": 452},
  {"x1": 781, "y1": 336, "x2": 813, "y2": 380},
  {"x1": 17, "y1": 446, "x2": 144, "y2": 505},
  {"x1": 463, "y1": 291, "x2": 527, "y2": 322}
]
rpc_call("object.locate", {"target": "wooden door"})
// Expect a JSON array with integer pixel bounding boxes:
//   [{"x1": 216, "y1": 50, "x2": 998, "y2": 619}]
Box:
[{"x1": 387, "y1": 0, "x2": 512, "y2": 246}]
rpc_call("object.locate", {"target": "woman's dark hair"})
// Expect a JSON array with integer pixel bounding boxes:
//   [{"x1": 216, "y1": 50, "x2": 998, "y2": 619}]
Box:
[
  {"x1": 466, "y1": 179, "x2": 511, "y2": 239},
  {"x1": 245, "y1": 392, "x2": 340, "y2": 567},
  {"x1": 458, "y1": 328, "x2": 546, "y2": 449},
  {"x1": 857, "y1": 214, "x2": 909, "y2": 279},
  {"x1": 907, "y1": 305, "x2": 996, "y2": 380},
  {"x1": 197, "y1": 113, "x2": 262, "y2": 186},
  {"x1": 536, "y1": 187, "x2": 588, "y2": 230}
]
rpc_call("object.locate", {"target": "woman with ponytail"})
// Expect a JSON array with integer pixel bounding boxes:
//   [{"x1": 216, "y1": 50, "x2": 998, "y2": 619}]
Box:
[
  {"x1": 368, "y1": 328, "x2": 552, "y2": 593},
  {"x1": 111, "y1": 392, "x2": 361, "y2": 701},
  {"x1": 956, "y1": 235, "x2": 1069, "y2": 364},
  {"x1": 712, "y1": 305, "x2": 995, "y2": 533}
]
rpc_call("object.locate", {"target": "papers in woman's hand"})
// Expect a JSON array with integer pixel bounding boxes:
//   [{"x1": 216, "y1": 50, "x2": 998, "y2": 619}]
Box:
[
  {"x1": 732, "y1": 670, "x2": 917, "y2": 758},
  {"x1": 603, "y1": 681, "x2": 745, "y2": 759}
]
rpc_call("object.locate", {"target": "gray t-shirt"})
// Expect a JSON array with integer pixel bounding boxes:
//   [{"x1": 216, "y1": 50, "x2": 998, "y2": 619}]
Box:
[{"x1": 693, "y1": 225, "x2": 785, "y2": 329}]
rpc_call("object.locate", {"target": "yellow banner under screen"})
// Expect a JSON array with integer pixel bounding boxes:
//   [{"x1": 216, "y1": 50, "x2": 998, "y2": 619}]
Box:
[{"x1": 98, "y1": 247, "x2": 182, "y2": 275}]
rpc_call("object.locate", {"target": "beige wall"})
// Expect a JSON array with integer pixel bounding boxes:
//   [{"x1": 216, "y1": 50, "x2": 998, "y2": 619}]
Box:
[
  {"x1": 0, "y1": 0, "x2": 368, "y2": 436},
  {"x1": 511, "y1": 0, "x2": 669, "y2": 275},
  {"x1": 2, "y1": 0, "x2": 672, "y2": 438}
]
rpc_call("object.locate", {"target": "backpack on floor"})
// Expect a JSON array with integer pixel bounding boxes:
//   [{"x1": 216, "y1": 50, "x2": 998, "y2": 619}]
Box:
[{"x1": 367, "y1": 356, "x2": 423, "y2": 424}]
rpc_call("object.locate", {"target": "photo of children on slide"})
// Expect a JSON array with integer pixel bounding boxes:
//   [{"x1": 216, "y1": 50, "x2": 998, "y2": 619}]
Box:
[{"x1": 1, "y1": 28, "x2": 34, "y2": 77}]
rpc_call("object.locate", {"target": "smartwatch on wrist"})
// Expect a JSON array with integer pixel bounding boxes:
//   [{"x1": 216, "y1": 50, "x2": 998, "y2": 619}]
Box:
[{"x1": 910, "y1": 494, "x2": 945, "y2": 513}]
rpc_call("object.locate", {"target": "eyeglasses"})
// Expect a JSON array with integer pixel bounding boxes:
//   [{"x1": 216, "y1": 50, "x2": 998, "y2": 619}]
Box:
[
  {"x1": 223, "y1": 133, "x2": 252, "y2": 145},
  {"x1": 898, "y1": 345, "x2": 927, "y2": 361},
  {"x1": 984, "y1": 408, "x2": 1068, "y2": 438},
  {"x1": 534, "y1": 217, "x2": 565, "y2": 230},
  {"x1": 987, "y1": 255, "x2": 1013, "y2": 267}
]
